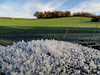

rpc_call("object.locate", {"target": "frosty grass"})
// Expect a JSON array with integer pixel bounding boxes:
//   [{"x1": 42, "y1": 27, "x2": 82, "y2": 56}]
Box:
[{"x1": 0, "y1": 39, "x2": 100, "y2": 75}]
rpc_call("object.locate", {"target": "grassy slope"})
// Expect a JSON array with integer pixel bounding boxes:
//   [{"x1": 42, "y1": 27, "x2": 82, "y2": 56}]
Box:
[
  {"x1": 0, "y1": 17, "x2": 100, "y2": 27},
  {"x1": 0, "y1": 17, "x2": 100, "y2": 35}
]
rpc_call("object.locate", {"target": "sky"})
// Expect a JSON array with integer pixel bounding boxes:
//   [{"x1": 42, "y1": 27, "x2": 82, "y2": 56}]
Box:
[{"x1": 0, "y1": 0, "x2": 100, "y2": 18}]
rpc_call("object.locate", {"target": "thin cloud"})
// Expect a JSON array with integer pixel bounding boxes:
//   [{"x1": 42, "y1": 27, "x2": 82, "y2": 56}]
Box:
[
  {"x1": 1, "y1": 0, "x2": 100, "y2": 18},
  {"x1": 36, "y1": 0, "x2": 68, "y2": 11},
  {"x1": 70, "y1": 0, "x2": 100, "y2": 15},
  {"x1": 0, "y1": 0, "x2": 68, "y2": 18},
  {"x1": 0, "y1": 4, "x2": 10, "y2": 9}
]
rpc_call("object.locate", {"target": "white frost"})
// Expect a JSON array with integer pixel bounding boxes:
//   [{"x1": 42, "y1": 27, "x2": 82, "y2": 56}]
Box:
[{"x1": 0, "y1": 39, "x2": 100, "y2": 75}]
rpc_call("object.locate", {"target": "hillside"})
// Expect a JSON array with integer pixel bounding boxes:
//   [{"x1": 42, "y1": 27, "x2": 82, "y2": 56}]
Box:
[
  {"x1": 0, "y1": 17, "x2": 100, "y2": 45},
  {"x1": 0, "y1": 17, "x2": 99, "y2": 27},
  {"x1": 0, "y1": 17, "x2": 100, "y2": 35}
]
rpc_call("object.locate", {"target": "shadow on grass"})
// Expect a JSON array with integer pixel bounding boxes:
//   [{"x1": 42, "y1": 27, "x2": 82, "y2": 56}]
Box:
[
  {"x1": 0, "y1": 26, "x2": 100, "y2": 46},
  {"x1": 83, "y1": 21, "x2": 100, "y2": 23},
  {"x1": 0, "y1": 26, "x2": 100, "y2": 36}
]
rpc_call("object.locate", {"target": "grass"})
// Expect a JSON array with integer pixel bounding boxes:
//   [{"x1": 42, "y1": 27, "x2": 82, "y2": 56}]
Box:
[
  {"x1": 0, "y1": 17, "x2": 100, "y2": 35},
  {"x1": 0, "y1": 17, "x2": 100, "y2": 46},
  {"x1": 0, "y1": 17, "x2": 100, "y2": 27}
]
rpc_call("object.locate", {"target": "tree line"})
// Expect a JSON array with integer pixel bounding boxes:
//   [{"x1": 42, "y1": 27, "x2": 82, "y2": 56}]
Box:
[
  {"x1": 72, "y1": 12, "x2": 96, "y2": 18},
  {"x1": 91, "y1": 16, "x2": 100, "y2": 22},
  {"x1": 34, "y1": 11, "x2": 71, "y2": 19},
  {"x1": 34, "y1": 11, "x2": 98, "y2": 19}
]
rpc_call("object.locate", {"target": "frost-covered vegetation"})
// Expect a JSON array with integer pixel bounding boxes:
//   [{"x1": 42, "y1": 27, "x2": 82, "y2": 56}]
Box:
[{"x1": 0, "y1": 40, "x2": 100, "y2": 75}]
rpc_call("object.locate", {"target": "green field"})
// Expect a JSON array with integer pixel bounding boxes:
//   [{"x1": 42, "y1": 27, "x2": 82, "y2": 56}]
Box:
[
  {"x1": 0, "y1": 17, "x2": 100, "y2": 45},
  {"x1": 0, "y1": 17, "x2": 100, "y2": 35},
  {"x1": 0, "y1": 17, "x2": 100, "y2": 27}
]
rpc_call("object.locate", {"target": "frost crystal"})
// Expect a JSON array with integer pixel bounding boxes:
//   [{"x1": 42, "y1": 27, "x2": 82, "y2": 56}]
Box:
[{"x1": 0, "y1": 39, "x2": 100, "y2": 75}]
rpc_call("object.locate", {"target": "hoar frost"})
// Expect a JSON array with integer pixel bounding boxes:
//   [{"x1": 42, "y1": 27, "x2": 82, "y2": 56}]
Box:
[{"x1": 0, "y1": 39, "x2": 100, "y2": 75}]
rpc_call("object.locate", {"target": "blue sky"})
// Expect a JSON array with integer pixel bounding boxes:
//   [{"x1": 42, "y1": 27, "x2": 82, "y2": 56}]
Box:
[{"x1": 0, "y1": 0, "x2": 100, "y2": 18}]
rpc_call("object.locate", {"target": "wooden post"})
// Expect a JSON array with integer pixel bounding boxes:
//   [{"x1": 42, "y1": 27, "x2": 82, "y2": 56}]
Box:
[
  {"x1": 81, "y1": 15, "x2": 82, "y2": 22},
  {"x1": 89, "y1": 25, "x2": 98, "y2": 43},
  {"x1": 62, "y1": 29, "x2": 68, "y2": 41},
  {"x1": 81, "y1": 11, "x2": 83, "y2": 23}
]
